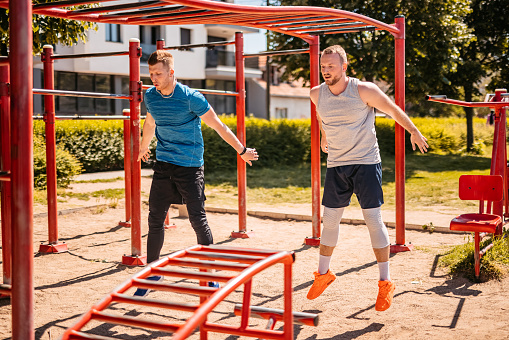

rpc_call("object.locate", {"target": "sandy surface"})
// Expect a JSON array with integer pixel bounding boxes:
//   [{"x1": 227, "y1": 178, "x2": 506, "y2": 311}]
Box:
[{"x1": 1, "y1": 193, "x2": 508, "y2": 339}]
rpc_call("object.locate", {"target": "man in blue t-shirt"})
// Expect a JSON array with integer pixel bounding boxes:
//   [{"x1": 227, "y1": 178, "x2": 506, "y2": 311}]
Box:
[{"x1": 135, "y1": 50, "x2": 258, "y2": 296}]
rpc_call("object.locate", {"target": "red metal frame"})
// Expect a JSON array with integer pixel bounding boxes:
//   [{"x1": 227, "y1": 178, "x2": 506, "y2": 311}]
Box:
[
  {"x1": 231, "y1": 32, "x2": 254, "y2": 239},
  {"x1": 39, "y1": 45, "x2": 68, "y2": 254},
  {"x1": 0, "y1": 63, "x2": 12, "y2": 289},
  {"x1": 61, "y1": 245, "x2": 306, "y2": 340},
  {"x1": 391, "y1": 16, "x2": 412, "y2": 253},
  {"x1": 2, "y1": 1, "x2": 409, "y2": 338},
  {"x1": 9, "y1": 1, "x2": 35, "y2": 339},
  {"x1": 122, "y1": 38, "x2": 147, "y2": 266},
  {"x1": 119, "y1": 109, "x2": 132, "y2": 228},
  {"x1": 305, "y1": 35, "x2": 321, "y2": 246}
]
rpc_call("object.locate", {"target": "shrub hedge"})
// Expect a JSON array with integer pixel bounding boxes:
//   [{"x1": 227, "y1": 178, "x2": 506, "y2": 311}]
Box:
[
  {"x1": 33, "y1": 134, "x2": 82, "y2": 189},
  {"x1": 33, "y1": 116, "x2": 499, "y2": 174}
]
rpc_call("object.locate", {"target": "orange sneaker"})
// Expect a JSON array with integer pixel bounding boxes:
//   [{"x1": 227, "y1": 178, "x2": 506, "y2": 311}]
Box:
[
  {"x1": 306, "y1": 270, "x2": 336, "y2": 300},
  {"x1": 375, "y1": 280, "x2": 395, "y2": 311}
]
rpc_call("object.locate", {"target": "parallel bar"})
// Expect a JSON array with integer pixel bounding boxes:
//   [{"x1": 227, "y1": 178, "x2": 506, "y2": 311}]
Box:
[
  {"x1": 91, "y1": 310, "x2": 181, "y2": 333},
  {"x1": 163, "y1": 40, "x2": 235, "y2": 50},
  {"x1": 51, "y1": 51, "x2": 129, "y2": 59},
  {"x1": 166, "y1": 258, "x2": 249, "y2": 271},
  {"x1": 185, "y1": 250, "x2": 265, "y2": 262},
  {"x1": 0, "y1": 56, "x2": 8, "y2": 65},
  {"x1": 0, "y1": 284, "x2": 11, "y2": 296},
  {"x1": 32, "y1": 0, "x2": 112, "y2": 10},
  {"x1": 68, "y1": 330, "x2": 119, "y2": 340},
  {"x1": 112, "y1": 293, "x2": 199, "y2": 312},
  {"x1": 70, "y1": 0, "x2": 162, "y2": 15},
  {"x1": 33, "y1": 115, "x2": 134, "y2": 120},
  {"x1": 131, "y1": 279, "x2": 217, "y2": 296},
  {"x1": 141, "y1": 84, "x2": 238, "y2": 96},
  {"x1": 151, "y1": 268, "x2": 234, "y2": 282},
  {"x1": 244, "y1": 48, "x2": 309, "y2": 58},
  {"x1": 33, "y1": 88, "x2": 130, "y2": 99}
]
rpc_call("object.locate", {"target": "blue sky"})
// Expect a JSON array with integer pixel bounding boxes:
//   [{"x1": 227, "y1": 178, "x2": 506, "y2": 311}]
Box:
[{"x1": 234, "y1": 0, "x2": 268, "y2": 53}]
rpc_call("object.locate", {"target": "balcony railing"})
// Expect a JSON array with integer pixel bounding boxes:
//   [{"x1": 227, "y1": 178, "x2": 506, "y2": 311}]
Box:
[{"x1": 206, "y1": 50, "x2": 259, "y2": 69}]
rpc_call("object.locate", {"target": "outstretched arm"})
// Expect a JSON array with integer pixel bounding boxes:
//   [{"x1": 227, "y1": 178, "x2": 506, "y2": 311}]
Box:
[
  {"x1": 358, "y1": 82, "x2": 429, "y2": 153},
  {"x1": 200, "y1": 108, "x2": 259, "y2": 165}
]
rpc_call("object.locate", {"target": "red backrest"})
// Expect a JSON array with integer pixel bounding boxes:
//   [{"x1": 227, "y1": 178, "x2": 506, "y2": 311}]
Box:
[{"x1": 458, "y1": 175, "x2": 503, "y2": 202}]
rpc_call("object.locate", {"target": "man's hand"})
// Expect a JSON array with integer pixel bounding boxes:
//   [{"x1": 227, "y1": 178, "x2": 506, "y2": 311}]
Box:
[
  {"x1": 321, "y1": 136, "x2": 329, "y2": 153},
  {"x1": 410, "y1": 132, "x2": 429, "y2": 153},
  {"x1": 241, "y1": 148, "x2": 259, "y2": 166},
  {"x1": 138, "y1": 147, "x2": 152, "y2": 162}
]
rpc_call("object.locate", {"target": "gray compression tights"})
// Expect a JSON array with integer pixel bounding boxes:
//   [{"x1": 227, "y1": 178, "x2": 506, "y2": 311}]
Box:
[
  {"x1": 320, "y1": 207, "x2": 344, "y2": 247},
  {"x1": 361, "y1": 207, "x2": 390, "y2": 249},
  {"x1": 320, "y1": 206, "x2": 390, "y2": 249}
]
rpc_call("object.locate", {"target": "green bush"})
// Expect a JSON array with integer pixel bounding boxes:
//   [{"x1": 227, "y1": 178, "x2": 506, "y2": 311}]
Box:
[{"x1": 33, "y1": 134, "x2": 82, "y2": 189}]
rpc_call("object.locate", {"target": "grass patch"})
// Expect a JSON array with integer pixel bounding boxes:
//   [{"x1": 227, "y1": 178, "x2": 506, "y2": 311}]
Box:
[
  {"x1": 438, "y1": 232, "x2": 509, "y2": 282},
  {"x1": 90, "y1": 188, "x2": 125, "y2": 200},
  {"x1": 205, "y1": 152, "x2": 492, "y2": 210}
]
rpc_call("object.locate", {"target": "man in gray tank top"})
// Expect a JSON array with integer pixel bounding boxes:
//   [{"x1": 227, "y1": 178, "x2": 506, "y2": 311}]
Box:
[{"x1": 306, "y1": 45, "x2": 428, "y2": 312}]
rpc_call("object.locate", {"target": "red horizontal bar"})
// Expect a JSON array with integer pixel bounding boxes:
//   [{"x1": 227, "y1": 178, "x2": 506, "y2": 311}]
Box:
[
  {"x1": 131, "y1": 279, "x2": 217, "y2": 297},
  {"x1": 201, "y1": 322, "x2": 285, "y2": 339},
  {"x1": 426, "y1": 95, "x2": 509, "y2": 109},
  {"x1": 151, "y1": 268, "x2": 234, "y2": 282},
  {"x1": 68, "y1": 330, "x2": 118, "y2": 340},
  {"x1": 91, "y1": 309, "x2": 181, "y2": 333},
  {"x1": 166, "y1": 258, "x2": 250, "y2": 271},
  {"x1": 184, "y1": 250, "x2": 266, "y2": 263},
  {"x1": 112, "y1": 293, "x2": 199, "y2": 313},
  {"x1": 0, "y1": 172, "x2": 11, "y2": 182}
]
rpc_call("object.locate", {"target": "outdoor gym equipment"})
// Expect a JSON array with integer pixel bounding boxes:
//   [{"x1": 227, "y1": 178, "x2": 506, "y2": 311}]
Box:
[
  {"x1": 450, "y1": 175, "x2": 503, "y2": 279},
  {"x1": 426, "y1": 90, "x2": 509, "y2": 226},
  {"x1": 1, "y1": 1, "x2": 418, "y2": 338},
  {"x1": 61, "y1": 245, "x2": 318, "y2": 340}
]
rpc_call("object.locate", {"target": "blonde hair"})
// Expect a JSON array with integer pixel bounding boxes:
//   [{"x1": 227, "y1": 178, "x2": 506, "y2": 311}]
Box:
[
  {"x1": 321, "y1": 45, "x2": 348, "y2": 65},
  {"x1": 148, "y1": 50, "x2": 174, "y2": 70}
]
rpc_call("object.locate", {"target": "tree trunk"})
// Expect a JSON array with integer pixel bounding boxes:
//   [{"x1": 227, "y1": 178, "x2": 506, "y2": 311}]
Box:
[{"x1": 464, "y1": 86, "x2": 474, "y2": 152}]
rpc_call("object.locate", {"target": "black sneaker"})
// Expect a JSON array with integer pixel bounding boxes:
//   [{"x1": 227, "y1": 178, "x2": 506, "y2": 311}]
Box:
[
  {"x1": 133, "y1": 275, "x2": 163, "y2": 297},
  {"x1": 208, "y1": 281, "x2": 219, "y2": 288}
]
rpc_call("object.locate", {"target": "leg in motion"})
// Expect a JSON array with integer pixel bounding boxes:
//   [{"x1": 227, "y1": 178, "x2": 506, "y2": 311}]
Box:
[
  {"x1": 307, "y1": 206, "x2": 344, "y2": 300},
  {"x1": 362, "y1": 207, "x2": 395, "y2": 311}
]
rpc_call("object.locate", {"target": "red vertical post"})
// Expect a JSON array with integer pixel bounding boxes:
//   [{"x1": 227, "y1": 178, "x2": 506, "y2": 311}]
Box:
[
  {"x1": 10, "y1": 0, "x2": 34, "y2": 338},
  {"x1": 491, "y1": 89, "x2": 507, "y2": 235},
  {"x1": 119, "y1": 109, "x2": 132, "y2": 227},
  {"x1": 39, "y1": 45, "x2": 67, "y2": 253},
  {"x1": 0, "y1": 63, "x2": 12, "y2": 287},
  {"x1": 122, "y1": 38, "x2": 147, "y2": 266},
  {"x1": 391, "y1": 16, "x2": 412, "y2": 253},
  {"x1": 304, "y1": 35, "x2": 321, "y2": 246},
  {"x1": 231, "y1": 32, "x2": 253, "y2": 239}
]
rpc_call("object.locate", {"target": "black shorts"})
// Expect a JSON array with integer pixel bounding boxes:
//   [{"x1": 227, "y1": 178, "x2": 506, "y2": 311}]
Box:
[
  {"x1": 150, "y1": 160, "x2": 206, "y2": 205},
  {"x1": 322, "y1": 163, "x2": 383, "y2": 209}
]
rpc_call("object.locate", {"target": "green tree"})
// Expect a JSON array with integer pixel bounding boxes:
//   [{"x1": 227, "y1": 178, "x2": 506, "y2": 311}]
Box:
[
  {"x1": 447, "y1": 0, "x2": 509, "y2": 151},
  {"x1": 0, "y1": 0, "x2": 97, "y2": 56},
  {"x1": 269, "y1": 0, "x2": 473, "y2": 116}
]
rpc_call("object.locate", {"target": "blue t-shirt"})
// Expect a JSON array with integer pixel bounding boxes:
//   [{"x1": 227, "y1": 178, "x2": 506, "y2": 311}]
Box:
[{"x1": 144, "y1": 83, "x2": 211, "y2": 167}]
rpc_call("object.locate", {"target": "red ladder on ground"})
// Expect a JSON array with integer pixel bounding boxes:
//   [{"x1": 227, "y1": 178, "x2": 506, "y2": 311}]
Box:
[{"x1": 61, "y1": 245, "x2": 318, "y2": 339}]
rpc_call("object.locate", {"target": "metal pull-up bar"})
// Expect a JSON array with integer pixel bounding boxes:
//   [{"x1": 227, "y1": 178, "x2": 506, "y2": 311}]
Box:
[
  {"x1": 141, "y1": 84, "x2": 239, "y2": 96},
  {"x1": 49, "y1": 50, "x2": 130, "y2": 60},
  {"x1": 161, "y1": 40, "x2": 235, "y2": 50},
  {"x1": 244, "y1": 48, "x2": 309, "y2": 58},
  {"x1": 33, "y1": 88, "x2": 132, "y2": 100}
]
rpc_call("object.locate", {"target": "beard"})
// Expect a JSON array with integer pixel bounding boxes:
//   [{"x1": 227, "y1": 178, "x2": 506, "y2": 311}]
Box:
[{"x1": 324, "y1": 73, "x2": 342, "y2": 86}]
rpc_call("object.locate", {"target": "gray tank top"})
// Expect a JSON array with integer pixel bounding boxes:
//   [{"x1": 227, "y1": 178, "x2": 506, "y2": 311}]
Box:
[{"x1": 317, "y1": 77, "x2": 381, "y2": 167}]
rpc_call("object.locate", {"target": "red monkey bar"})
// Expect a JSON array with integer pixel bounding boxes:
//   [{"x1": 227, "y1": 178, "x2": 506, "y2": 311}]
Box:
[{"x1": 61, "y1": 245, "x2": 318, "y2": 340}]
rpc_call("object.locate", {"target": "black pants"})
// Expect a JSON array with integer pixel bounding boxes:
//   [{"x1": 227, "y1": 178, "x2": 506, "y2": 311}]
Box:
[{"x1": 147, "y1": 161, "x2": 213, "y2": 263}]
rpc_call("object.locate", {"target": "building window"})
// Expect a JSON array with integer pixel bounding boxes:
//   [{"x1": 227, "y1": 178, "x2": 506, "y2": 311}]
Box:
[
  {"x1": 205, "y1": 79, "x2": 236, "y2": 115},
  {"x1": 55, "y1": 72, "x2": 114, "y2": 114},
  {"x1": 180, "y1": 28, "x2": 191, "y2": 46},
  {"x1": 105, "y1": 24, "x2": 121, "y2": 42},
  {"x1": 275, "y1": 107, "x2": 288, "y2": 119}
]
